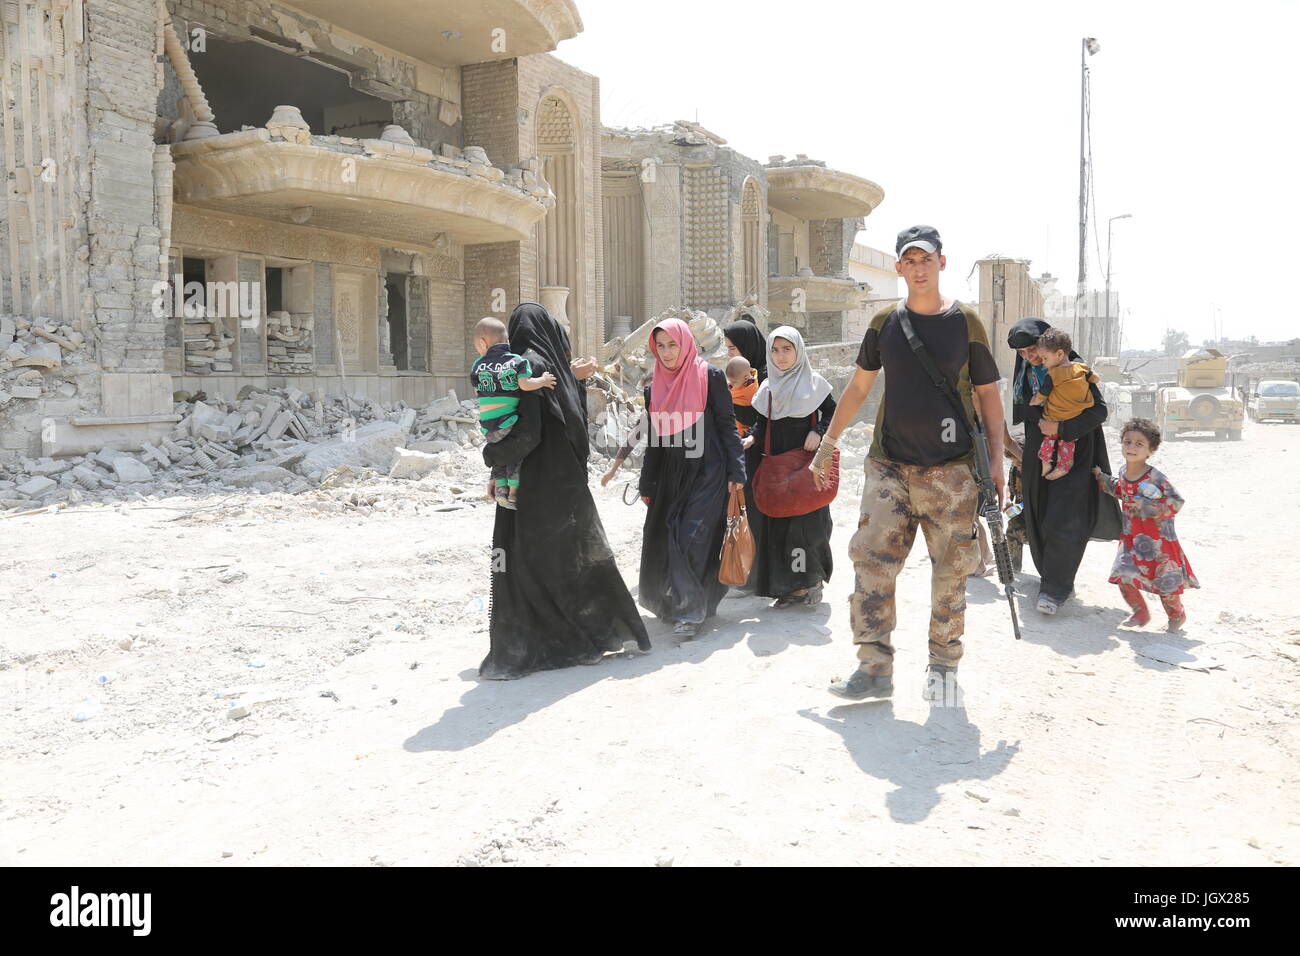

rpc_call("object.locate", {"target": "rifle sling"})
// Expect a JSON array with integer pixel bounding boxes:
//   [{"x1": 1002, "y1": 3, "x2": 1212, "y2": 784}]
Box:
[{"x1": 892, "y1": 301, "x2": 982, "y2": 446}]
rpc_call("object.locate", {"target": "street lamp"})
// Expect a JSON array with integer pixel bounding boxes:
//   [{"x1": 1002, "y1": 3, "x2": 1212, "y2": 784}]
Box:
[{"x1": 1104, "y1": 212, "x2": 1131, "y2": 356}]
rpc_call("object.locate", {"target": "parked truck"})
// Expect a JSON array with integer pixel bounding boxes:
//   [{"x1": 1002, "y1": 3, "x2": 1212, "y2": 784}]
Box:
[{"x1": 1155, "y1": 348, "x2": 1244, "y2": 441}]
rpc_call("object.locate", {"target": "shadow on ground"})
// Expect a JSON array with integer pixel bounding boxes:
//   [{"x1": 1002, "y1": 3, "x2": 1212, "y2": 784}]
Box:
[
  {"x1": 799, "y1": 701, "x2": 1020, "y2": 823},
  {"x1": 406, "y1": 594, "x2": 834, "y2": 753}
]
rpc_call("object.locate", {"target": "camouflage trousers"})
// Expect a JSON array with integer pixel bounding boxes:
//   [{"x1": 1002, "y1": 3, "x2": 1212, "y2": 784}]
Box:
[{"x1": 847, "y1": 457, "x2": 982, "y2": 675}]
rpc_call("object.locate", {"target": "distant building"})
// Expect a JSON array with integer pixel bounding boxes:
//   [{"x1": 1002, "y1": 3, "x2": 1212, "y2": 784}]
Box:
[
  {"x1": 844, "y1": 243, "x2": 899, "y2": 340},
  {"x1": 1033, "y1": 272, "x2": 1119, "y2": 359}
]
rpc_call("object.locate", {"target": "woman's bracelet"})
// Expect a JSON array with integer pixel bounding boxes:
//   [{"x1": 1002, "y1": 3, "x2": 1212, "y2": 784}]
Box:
[{"x1": 811, "y1": 433, "x2": 838, "y2": 470}]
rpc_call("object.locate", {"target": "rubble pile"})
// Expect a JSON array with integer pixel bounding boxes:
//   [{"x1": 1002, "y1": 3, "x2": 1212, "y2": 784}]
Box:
[
  {"x1": 0, "y1": 314, "x2": 93, "y2": 405},
  {"x1": 183, "y1": 315, "x2": 236, "y2": 374},
  {"x1": 0, "y1": 385, "x2": 495, "y2": 513},
  {"x1": 265, "y1": 311, "x2": 314, "y2": 374},
  {"x1": 0, "y1": 308, "x2": 807, "y2": 512}
]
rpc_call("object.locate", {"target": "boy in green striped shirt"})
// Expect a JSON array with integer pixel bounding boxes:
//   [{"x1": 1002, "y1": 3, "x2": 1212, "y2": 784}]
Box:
[{"x1": 472, "y1": 317, "x2": 555, "y2": 510}]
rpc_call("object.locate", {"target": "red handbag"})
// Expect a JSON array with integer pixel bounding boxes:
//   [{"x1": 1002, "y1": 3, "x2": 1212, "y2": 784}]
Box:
[{"x1": 751, "y1": 397, "x2": 839, "y2": 518}]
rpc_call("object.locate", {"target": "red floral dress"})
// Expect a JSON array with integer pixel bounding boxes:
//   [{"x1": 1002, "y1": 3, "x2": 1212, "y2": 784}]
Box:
[{"x1": 1095, "y1": 466, "x2": 1199, "y2": 596}]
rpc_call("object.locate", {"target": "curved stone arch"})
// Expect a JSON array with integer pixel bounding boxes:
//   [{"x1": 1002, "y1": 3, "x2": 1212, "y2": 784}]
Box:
[
  {"x1": 740, "y1": 175, "x2": 764, "y2": 305},
  {"x1": 534, "y1": 86, "x2": 585, "y2": 348}
]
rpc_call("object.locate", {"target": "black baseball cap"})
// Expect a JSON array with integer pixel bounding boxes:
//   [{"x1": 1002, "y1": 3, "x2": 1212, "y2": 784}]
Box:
[{"x1": 896, "y1": 224, "x2": 942, "y2": 258}]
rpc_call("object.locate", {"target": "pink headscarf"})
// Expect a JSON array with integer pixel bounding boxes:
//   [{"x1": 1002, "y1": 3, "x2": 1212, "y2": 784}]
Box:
[{"x1": 648, "y1": 318, "x2": 709, "y2": 437}]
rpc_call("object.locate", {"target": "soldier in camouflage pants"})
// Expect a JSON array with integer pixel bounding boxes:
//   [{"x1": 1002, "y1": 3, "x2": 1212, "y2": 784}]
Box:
[
  {"x1": 847, "y1": 458, "x2": 983, "y2": 676},
  {"x1": 811, "y1": 224, "x2": 1006, "y2": 702}
]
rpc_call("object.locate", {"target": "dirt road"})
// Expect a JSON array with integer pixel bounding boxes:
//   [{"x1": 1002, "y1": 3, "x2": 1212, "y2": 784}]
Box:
[{"x1": 2, "y1": 421, "x2": 1296, "y2": 866}]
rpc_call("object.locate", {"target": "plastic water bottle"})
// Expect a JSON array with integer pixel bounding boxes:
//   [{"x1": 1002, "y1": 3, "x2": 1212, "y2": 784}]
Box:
[
  {"x1": 1137, "y1": 481, "x2": 1163, "y2": 500},
  {"x1": 72, "y1": 699, "x2": 100, "y2": 722},
  {"x1": 1004, "y1": 502, "x2": 1024, "y2": 519}
]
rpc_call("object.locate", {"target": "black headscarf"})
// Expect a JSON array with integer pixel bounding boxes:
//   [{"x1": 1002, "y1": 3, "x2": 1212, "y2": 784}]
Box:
[
  {"x1": 507, "y1": 302, "x2": 589, "y2": 461},
  {"x1": 1008, "y1": 317, "x2": 1081, "y2": 425},
  {"x1": 724, "y1": 321, "x2": 767, "y2": 382}
]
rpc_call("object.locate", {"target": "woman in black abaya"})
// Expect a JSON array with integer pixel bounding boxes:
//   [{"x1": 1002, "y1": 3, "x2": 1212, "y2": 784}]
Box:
[
  {"x1": 638, "y1": 318, "x2": 746, "y2": 638},
  {"x1": 479, "y1": 303, "x2": 650, "y2": 679},
  {"x1": 724, "y1": 320, "x2": 768, "y2": 591},
  {"x1": 1007, "y1": 317, "x2": 1122, "y2": 614}
]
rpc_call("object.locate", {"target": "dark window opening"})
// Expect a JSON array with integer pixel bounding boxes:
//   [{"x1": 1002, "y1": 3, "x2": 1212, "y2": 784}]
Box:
[
  {"x1": 265, "y1": 267, "x2": 284, "y2": 313},
  {"x1": 386, "y1": 275, "x2": 409, "y2": 371},
  {"x1": 192, "y1": 35, "x2": 393, "y2": 138},
  {"x1": 181, "y1": 257, "x2": 207, "y2": 312}
]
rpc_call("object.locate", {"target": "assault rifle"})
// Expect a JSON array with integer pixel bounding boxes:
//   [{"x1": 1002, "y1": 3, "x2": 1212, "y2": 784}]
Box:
[
  {"x1": 969, "y1": 420, "x2": 1022, "y2": 640},
  {"x1": 895, "y1": 305, "x2": 1022, "y2": 640}
]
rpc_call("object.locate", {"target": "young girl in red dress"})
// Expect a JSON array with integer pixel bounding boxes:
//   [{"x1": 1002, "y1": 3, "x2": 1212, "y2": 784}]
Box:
[{"x1": 1092, "y1": 418, "x2": 1199, "y2": 631}]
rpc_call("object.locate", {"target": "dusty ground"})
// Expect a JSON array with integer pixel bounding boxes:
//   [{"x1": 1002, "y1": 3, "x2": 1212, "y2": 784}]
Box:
[{"x1": 2, "y1": 420, "x2": 1297, "y2": 867}]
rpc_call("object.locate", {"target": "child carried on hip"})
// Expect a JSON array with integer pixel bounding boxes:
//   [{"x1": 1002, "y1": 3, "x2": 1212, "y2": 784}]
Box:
[
  {"x1": 471, "y1": 316, "x2": 556, "y2": 510},
  {"x1": 1029, "y1": 328, "x2": 1100, "y2": 480}
]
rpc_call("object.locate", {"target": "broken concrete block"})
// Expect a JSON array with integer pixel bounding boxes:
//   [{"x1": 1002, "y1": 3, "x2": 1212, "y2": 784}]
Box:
[
  {"x1": 409, "y1": 439, "x2": 461, "y2": 455},
  {"x1": 189, "y1": 401, "x2": 226, "y2": 438},
  {"x1": 220, "y1": 464, "x2": 295, "y2": 488},
  {"x1": 93, "y1": 448, "x2": 122, "y2": 468},
  {"x1": 27, "y1": 457, "x2": 72, "y2": 476},
  {"x1": 295, "y1": 421, "x2": 407, "y2": 477},
  {"x1": 112, "y1": 457, "x2": 153, "y2": 483},
  {"x1": 399, "y1": 408, "x2": 417, "y2": 433},
  {"x1": 197, "y1": 421, "x2": 234, "y2": 443},
  {"x1": 17, "y1": 476, "x2": 57, "y2": 497},
  {"x1": 426, "y1": 395, "x2": 461, "y2": 420},
  {"x1": 10, "y1": 385, "x2": 40, "y2": 399},
  {"x1": 388, "y1": 448, "x2": 441, "y2": 480},
  {"x1": 141, "y1": 442, "x2": 172, "y2": 469},
  {"x1": 70, "y1": 465, "x2": 102, "y2": 489},
  {"x1": 265, "y1": 409, "x2": 295, "y2": 441}
]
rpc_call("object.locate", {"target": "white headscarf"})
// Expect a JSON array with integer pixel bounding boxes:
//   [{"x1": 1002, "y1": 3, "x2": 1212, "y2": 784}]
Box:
[{"x1": 752, "y1": 326, "x2": 833, "y2": 421}]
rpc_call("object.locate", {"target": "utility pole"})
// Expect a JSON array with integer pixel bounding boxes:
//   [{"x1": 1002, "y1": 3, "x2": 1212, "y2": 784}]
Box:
[{"x1": 1077, "y1": 37, "x2": 1099, "y2": 360}]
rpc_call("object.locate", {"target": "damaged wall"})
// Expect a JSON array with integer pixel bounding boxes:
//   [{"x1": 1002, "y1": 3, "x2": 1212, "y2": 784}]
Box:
[
  {"x1": 600, "y1": 124, "x2": 768, "y2": 336},
  {"x1": 460, "y1": 54, "x2": 604, "y2": 359},
  {"x1": 2, "y1": 0, "x2": 174, "y2": 461},
  {"x1": 167, "y1": 0, "x2": 463, "y2": 152}
]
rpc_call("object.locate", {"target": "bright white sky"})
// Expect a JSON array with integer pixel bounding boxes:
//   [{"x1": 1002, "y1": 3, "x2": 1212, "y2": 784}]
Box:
[{"x1": 557, "y1": 0, "x2": 1299, "y2": 350}]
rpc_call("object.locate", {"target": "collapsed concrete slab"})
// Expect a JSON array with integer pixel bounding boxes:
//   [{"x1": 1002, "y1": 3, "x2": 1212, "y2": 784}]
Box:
[
  {"x1": 295, "y1": 421, "x2": 408, "y2": 478},
  {"x1": 221, "y1": 464, "x2": 297, "y2": 488}
]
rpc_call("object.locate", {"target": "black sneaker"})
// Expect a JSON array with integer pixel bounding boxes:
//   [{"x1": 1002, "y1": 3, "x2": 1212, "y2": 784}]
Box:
[
  {"x1": 828, "y1": 668, "x2": 894, "y2": 701},
  {"x1": 922, "y1": 663, "x2": 961, "y2": 706}
]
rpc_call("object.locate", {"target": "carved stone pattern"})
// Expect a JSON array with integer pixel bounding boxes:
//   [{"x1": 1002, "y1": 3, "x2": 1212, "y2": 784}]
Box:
[
  {"x1": 683, "y1": 166, "x2": 729, "y2": 310},
  {"x1": 426, "y1": 253, "x2": 461, "y2": 281},
  {"x1": 337, "y1": 289, "x2": 360, "y2": 363},
  {"x1": 538, "y1": 96, "x2": 575, "y2": 153}
]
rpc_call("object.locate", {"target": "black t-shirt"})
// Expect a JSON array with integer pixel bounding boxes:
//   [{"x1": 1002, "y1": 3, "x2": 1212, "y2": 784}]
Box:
[{"x1": 855, "y1": 301, "x2": 1001, "y2": 466}]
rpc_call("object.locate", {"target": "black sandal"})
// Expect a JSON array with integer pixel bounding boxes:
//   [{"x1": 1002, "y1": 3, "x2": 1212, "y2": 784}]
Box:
[{"x1": 772, "y1": 589, "x2": 809, "y2": 609}]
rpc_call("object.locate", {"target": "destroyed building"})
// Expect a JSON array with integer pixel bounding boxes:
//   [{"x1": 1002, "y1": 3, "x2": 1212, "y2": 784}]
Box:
[
  {"x1": 602, "y1": 124, "x2": 886, "y2": 346},
  {"x1": 1, "y1": 0, "x2": 890, "y2": 475},
  {"x1": 0, "y1": 0, "x2": 599, "y2": 460}
]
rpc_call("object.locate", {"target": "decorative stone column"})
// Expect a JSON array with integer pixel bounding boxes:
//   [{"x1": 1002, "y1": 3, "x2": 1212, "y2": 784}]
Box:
[{"x1": 540, "y1": 286, "x2": 571, "y2": 333}]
